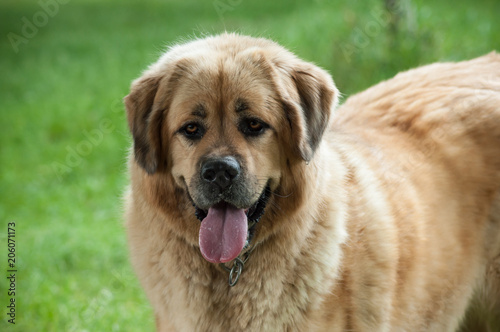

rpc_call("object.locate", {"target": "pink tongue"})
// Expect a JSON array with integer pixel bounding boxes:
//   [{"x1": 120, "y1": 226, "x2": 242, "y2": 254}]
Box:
[{"x1": 199, "y1": 204, "x2": 248, "y2": 264}]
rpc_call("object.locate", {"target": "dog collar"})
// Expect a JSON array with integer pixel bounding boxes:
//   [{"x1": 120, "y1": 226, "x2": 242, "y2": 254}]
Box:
[{"x1": 220, "y1": 246, "x2": 254, "y2": 286}]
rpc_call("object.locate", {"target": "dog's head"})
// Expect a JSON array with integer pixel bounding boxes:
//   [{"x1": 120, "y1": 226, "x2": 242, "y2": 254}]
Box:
[{"x1": 125, "y1": 33, "x2": 338, "y2": 264}]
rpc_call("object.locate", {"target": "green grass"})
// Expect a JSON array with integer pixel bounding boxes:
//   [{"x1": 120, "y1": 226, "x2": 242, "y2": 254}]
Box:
[{"x1": 0, "y1": 0, "x2": 499, "y2": 330}]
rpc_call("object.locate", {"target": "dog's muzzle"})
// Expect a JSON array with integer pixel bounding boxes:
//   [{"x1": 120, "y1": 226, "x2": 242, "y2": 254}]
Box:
[
  {"x1": 191, "y1": 156, "x2": 270, "y2": 265},
  {"x1": 200, "y1": 156, "x2": 241, "y2": 191}
]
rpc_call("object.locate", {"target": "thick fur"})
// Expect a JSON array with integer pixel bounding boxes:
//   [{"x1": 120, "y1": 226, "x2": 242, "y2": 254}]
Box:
[{"x1": 124, "y1": 33, "x2": 500, "y2": 331}]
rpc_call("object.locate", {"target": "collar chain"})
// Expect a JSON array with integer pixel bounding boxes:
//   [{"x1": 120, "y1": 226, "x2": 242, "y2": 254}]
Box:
[{"x1": 219, "y1": 247, "x2": 254, "y2": 286}]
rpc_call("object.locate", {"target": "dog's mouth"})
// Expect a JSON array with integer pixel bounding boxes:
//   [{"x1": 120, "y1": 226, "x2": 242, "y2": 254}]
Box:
[{"x1": 194, "y1": 185, "x2": 270, "y2": 264}]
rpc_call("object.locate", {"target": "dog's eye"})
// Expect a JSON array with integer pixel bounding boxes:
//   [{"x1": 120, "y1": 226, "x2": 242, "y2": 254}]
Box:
[
  {"x1": 180, "y1": 123, "x2": 204, "y2": 139},
  {"x1": 248, "y1": 120, "x2": 262, "y2": 131},
  {"x1": 239, "y1": 118, "x2": 269, "y2": 137},
  {"x1": 185, "y1": 124, "x2": 198, "y2": 134}
]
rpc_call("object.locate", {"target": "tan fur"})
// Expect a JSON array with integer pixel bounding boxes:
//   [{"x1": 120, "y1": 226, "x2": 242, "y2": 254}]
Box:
[{"x1": 124, "y1": 33, "x2": 500, "y2": 331}]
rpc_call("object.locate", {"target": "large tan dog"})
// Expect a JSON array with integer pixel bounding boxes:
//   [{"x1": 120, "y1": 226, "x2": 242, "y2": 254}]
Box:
[{"x1": 124, "y1": 33, "x2": 500, "y2": 331}]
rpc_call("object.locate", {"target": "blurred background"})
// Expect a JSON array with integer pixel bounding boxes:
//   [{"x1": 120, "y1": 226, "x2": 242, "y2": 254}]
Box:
[{"x1": 1, "y1": 0, "x2": 499, "y2": 330}]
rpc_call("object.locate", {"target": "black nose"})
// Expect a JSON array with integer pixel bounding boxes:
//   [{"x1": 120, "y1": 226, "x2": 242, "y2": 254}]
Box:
[{"x1": 201, "y1": 156, "x2": 241, "y2": 190}]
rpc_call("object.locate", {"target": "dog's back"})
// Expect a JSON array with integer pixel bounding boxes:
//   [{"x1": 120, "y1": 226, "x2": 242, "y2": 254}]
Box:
[
  {"x1": 331, "y1": 52, "x2": 500, "y2": 331},
  {"x1": 335, "y1": 52, "x2": 500, "y2": 181}
]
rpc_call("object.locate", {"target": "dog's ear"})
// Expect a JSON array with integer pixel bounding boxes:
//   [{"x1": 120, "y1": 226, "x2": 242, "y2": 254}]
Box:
[
  {"x1": 124, "y1": 75, "x2": 163, "y2": 174},
  {"x1": 273, "y1": 59, "x2": 339, "y2": 162},
  {"x1": 125, "y1": 59, "x2": 189, "y2": 174}
]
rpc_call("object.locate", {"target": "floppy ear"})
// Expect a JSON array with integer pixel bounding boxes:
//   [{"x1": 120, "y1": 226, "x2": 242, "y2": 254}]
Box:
[
  {"x1": 124, "y1": 58, "x2": 195, "y2": 174},
  {"x1": 124, "y1": 75, "x2": 164, "y2": 174},
  {"x1": 274, "y1": 60, "x2": 339, "y2": 161}
]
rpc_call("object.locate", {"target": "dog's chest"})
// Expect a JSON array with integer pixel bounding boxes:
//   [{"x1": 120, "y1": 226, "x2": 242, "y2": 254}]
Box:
[
  {"x1": 179, "y1": 275, "x2": 312, "y2": 331},
  {"x1": 165, "y1": 252, "x2": 339, "y2": 332}
]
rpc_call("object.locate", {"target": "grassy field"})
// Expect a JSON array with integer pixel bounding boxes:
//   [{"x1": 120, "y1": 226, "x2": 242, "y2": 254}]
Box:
[{"x1": 1, "y1": 0, "x2": 499, "y2": 330}]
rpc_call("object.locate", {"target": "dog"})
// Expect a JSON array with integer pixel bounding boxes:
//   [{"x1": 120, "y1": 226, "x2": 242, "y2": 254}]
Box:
[{"x1": 124, "y1": 33, "x2": 500, "y2": 331}]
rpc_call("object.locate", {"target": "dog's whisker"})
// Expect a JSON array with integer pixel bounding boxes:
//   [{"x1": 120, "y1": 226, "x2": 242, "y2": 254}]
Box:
[{"x1": 271, "y1": 191, "x2": 293, "y2": 198}]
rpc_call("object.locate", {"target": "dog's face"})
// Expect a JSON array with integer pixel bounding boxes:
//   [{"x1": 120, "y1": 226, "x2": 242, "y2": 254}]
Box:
[
  {"x1": 167, "y1": 54, "x2": 282, "y2": 212},
  {"x1": 125, "y1": 34, "x2": 338, "y2": 264}
]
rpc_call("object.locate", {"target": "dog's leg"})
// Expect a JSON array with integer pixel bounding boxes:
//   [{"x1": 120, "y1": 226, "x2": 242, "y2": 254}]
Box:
[
  {"x1": 483, "y1": 193, "x2": 500, "y2": 331},
  {"x1": 460, "y1": 192, "x2": 500, "y2": 332},
  {"x1": 485, "y1": 254, "x2": 500, "y2": 331}
]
